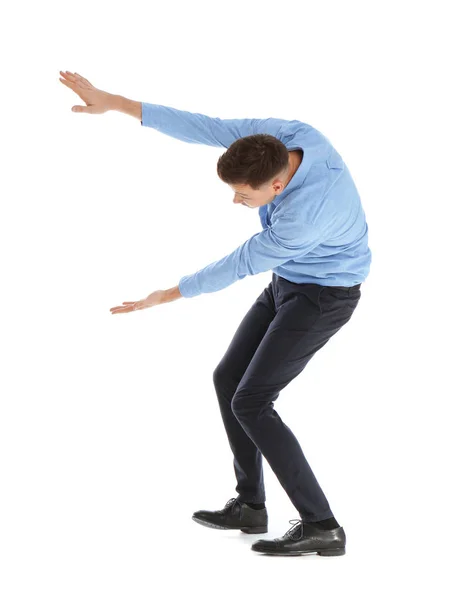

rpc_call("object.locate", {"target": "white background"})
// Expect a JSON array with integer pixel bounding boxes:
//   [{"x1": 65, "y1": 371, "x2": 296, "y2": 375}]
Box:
[{"x1": 1, "y1": 0, "x2": 455, "y2": 598}]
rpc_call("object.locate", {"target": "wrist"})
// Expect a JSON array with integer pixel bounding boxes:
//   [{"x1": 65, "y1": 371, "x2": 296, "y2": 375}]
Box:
[
  {"x1": 107, "y1": 93, "x2": 122, "y2": 111},
  {"x1": 111, "y1": 94, "x2": 142, "y2": 119}
]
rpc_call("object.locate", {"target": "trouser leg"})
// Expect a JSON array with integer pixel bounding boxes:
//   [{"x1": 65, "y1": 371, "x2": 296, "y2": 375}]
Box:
[
  {"x1": 230, "y1": 276, "x2": 361, "y2": 521},
  {"x1": 212, "y1": 283, "x2": 276, "y2": 503}
]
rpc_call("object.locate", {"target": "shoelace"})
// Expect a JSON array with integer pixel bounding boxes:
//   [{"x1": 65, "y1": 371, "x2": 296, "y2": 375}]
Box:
[
  {"x1": 224, "y1": 500, "x2": 304, "y2": 538},
  {"x1": 223, "y1": 501, "x2": 305, "y2": 539},
  {"x1": 224, "y1": 497, "x2": 244, "y2": 513},
  {"x1": 284, "y1": 519, "x2": 305, "y2": 540}
]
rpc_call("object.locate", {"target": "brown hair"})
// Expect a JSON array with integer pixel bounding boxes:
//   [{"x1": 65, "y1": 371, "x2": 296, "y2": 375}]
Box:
[{"x1": 216, "y1": 134, "x2": 289, "y2": 191}]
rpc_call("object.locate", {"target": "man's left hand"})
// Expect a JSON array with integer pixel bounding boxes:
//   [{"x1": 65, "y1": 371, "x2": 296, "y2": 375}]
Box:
[{"x1": 110, "y1": 290, "x2": 167, "y2": 314}]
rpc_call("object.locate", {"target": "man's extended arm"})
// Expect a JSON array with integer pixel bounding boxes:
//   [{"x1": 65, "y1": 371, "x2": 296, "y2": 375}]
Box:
[
  {"x1": 111, "y1": 95, "x2": 294, "y2": 148},
  {"x1": 177, "y1": 213, "x2": 323, "y2": 298},
  {"x1": 59, "y1": 72, "x2": 300, "y2": 146}
]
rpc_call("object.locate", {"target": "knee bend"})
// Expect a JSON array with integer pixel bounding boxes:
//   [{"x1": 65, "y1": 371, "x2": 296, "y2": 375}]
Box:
[
  {"x1": 231, "y1": 391, "x2": 253, "y2": 418},
  {"x1": 212, "y1": 365, "x2": 223, "y2": 388},
  {"x1": 213, "y1": 365, "x2": 233, "y2": 393}
]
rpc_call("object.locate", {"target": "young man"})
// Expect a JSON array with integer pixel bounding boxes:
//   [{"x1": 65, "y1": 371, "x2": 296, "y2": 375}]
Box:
[{"x1": 59, "y1": 71, "x2": 372, "y2": 557}]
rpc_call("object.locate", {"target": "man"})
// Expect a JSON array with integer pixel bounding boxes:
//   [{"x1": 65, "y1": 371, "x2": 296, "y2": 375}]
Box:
[{"x1": 59, "y1": 70, "x2": 372, "y2": 557}]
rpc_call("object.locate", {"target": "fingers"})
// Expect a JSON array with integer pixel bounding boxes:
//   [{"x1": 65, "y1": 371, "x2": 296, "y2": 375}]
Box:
[
  {"x1": 60, "y1": 70, "x2": 79, "y2": 81},
  {"x1": 110, "y1": 301, "x2": 141, "y2": 309},
  {"x1": 75, "y1": 72, "x2": 92, "y2": 86},
  {"x1": 110, "y1": 306, "x2": 135, "y2": 313},
  {"x1": 59, "y1": 71, "x2": 77, "y2": 84},
  {"x1": 110, "y1": 300, "x2": 149, "y2": 314},
  {"x1": 59, "y1": 72, "x2": 80, "y2": 92},
  {"x1": 59, "y1": 70, "x2": 92, "y2": 87},
  {"x1": 110, "y1": 305, "x2": 141, "y2": 314},
  {"x1": 59, "y1": 76, "x2": 74, "y2": 88}
]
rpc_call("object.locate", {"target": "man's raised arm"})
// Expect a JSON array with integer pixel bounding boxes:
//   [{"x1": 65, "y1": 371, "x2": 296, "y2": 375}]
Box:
[
  {"x1": 58, "y1": 72, "x2": 295, "y2": 147},
  {"x1": 132, "y1": 100, "x2": 292, "y2": 148}
]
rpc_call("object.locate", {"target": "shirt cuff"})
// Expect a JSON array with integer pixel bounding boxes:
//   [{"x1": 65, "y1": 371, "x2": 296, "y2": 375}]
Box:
[
  {"x1": 178, "y1": 275, "x2": 200, "y2": 298},
  {"x1": 140, "y1": 102, "x2": 161, "y2": 128}
]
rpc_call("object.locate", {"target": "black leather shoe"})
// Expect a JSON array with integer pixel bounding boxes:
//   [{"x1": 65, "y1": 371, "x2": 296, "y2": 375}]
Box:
[
  {"x1": 192, "y1": 497, "x2": 268, "y2": 534},
  {"x1": 251, "y1": 519, "x2": 346, "y2": 556}
]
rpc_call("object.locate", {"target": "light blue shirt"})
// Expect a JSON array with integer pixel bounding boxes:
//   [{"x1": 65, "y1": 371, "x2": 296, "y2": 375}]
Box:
[{"x1": 141, "y1": 102, "x2": 372, "y2": 298}]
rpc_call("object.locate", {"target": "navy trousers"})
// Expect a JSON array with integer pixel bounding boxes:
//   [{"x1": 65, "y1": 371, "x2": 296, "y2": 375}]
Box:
[{"x1": 212, "y1": 272, "x2": 362, "y2": 523}]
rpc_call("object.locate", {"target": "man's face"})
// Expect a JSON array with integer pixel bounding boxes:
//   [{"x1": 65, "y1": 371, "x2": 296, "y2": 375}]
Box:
[{"x1": 230, "y1": 182, "x2": 281, "y2": 208}]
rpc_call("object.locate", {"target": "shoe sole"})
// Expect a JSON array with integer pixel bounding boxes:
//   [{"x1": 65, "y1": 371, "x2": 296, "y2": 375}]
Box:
[
  {"x1": 192, "y1": 516, "x2": 268, "y2": 534},
  {"x1": 251, "y1": 547, "x2": 346, "y2": 556}
]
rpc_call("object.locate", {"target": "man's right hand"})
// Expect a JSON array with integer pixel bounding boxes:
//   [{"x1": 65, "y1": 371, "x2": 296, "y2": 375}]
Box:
[{"x1": 59, "y1": 71, "x2": 117, "y2": 114}]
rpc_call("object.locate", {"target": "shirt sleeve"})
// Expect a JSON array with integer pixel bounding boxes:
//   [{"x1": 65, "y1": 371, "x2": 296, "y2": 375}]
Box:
[
  {"x1": 140, "y1": 102, "x2": 293, "y2": 148},
  {"x1": 177, "y1": 213, "x2": 323, "y2": 298}
]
